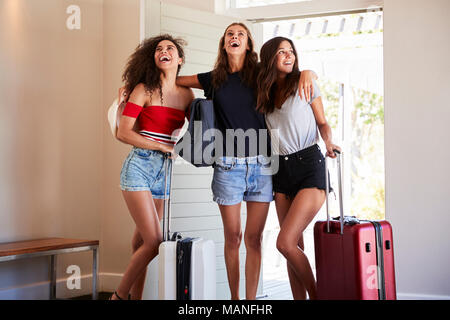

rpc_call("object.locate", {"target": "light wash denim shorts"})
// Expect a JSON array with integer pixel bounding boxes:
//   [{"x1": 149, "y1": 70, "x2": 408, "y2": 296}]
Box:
[
  {"x1": 120, "y1": 147, "x2": 171, "y2": 199},
  {"x1": 212, "y1": 155, "x2": 274, "y2": 206}
]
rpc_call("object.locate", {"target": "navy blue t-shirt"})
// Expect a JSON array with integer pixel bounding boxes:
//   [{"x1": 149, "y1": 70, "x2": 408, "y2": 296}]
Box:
[{"x1": 197, "y1": 71, "x2": 270, "y2": 158}]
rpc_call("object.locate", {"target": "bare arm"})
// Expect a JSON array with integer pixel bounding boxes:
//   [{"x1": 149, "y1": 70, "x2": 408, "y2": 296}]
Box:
[
  {"x1": 176, "y1": 75, "x2": 203, "y2": 89},
  {"x1": 116, "y1": 84, "x2": 173, "y2": 153},
  {"x1": 309, "y1": 96, "x2": 341, "y2": 158}
]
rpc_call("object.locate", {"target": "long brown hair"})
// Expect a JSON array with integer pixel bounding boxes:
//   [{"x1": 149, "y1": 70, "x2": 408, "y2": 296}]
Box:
[
  {"x1": 256, "y1": 37, "x2": 300, "y2": 114},
  {"x1": 212, "y1": 22, "x2": 259, "y2": 89},
  {"x1": 122, "y1": 34, "x2": 186, "y2": 96}
]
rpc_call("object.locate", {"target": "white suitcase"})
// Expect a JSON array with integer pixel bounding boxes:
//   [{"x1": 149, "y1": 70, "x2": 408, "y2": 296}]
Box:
[
  {"x1": 158, "y1": 154, "x2": 216, "y2": 300},
  {"x1": 158, "y1": 238, "x2": 216, "y2": 300}
]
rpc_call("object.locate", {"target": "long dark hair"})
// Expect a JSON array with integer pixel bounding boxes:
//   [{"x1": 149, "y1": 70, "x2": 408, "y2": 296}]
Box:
[
  {"x1": 122, "y1": 34, "x2": 186, "y2": 96},
  {"x1": 212, "y1": 22, "x2": 259, "y2": 90},
  {"x1": 256, "y1": 37, "x2": 300, "y2": 114}
]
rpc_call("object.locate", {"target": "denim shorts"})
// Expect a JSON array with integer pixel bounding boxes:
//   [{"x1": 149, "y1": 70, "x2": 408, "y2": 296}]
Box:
[
  {"x1": 212, "y1": 155, "x2": 274, "y2": 206},
  {"x1": 120, "y1": 147, "x2": 171, "y2": 198}
]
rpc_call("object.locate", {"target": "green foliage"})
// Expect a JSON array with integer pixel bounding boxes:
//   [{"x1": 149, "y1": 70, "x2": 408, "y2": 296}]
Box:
[
  {"x1": 318, "y1": 78, "x2": 385, "y2": 220},
  {"x1": 318, "y1": 78, "x2": 340, "y2": 130},
  {"x1": 354, "y1": 89, "x2": 384, "y2": 125}
]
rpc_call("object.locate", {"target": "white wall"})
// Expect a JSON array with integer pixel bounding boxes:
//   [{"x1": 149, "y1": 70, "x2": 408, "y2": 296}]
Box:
[{"x1": 384, "y1": 0, "x2": 450, "y2": 299}]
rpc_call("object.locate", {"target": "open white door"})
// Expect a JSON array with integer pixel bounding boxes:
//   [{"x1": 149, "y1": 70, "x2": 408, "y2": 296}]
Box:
[{"x1": 141, "y1": 0, "x2": 264, "y2": 300}]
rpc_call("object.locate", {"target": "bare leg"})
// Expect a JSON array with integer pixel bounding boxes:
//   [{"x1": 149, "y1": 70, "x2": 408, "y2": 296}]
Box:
[
  {"x1": 286, "y1": 236, "x2": 307, "y2": 300},
  {"x1": 244, "y1": 201, "x2": 269, "y2": 300},
  {"x1": 128, "y1": 199, "x2": 164, "y2": 300},
  {"x1": 128, "y1": 229, "x2": 145, "y2": 300},
  {"x1": 218, "y1": 203, "x2": 242, "y2": 300},
  {"x1": 112, "y1": 191, "x2": 163, "y2": 300},
  {"x1": 275, "y1": 189, "x2": 325, "y2": 300},
  {"x1": 274, "y1": 193, "x2": 307, "y2": 300}
]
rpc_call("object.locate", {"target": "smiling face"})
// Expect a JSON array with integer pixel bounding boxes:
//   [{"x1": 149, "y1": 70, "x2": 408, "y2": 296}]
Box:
[
  {"x1": 222, "y1": 24, "x2": 250, "y2": 57},
  {"x1": 275, "y1": 40, "x2": 296, "y2": 76},
  {"x1": 154, "y1": 40, "x2": 183, "y2": 71}
]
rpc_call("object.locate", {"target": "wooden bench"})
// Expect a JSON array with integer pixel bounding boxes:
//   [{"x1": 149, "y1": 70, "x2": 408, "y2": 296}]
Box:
[{"x1": 0, "y1": 238, "x2": 99, "y2": 300}]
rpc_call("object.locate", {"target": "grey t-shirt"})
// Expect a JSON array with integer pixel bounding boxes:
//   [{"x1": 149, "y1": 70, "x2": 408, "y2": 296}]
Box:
[{"x1": 265, "y1": 79, "x2": 321, "y2": 155}]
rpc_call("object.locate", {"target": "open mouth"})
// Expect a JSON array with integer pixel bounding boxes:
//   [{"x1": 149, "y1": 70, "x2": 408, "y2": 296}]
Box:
[
  {"x1": 283, "y1": 61, "x2": 293, "y2": 65},
  {"x1": 159, "y1": 56, "x2": 171, "y2": 62},
  {"x1": 230, "y1": 41, "x2": 240, "y2": 48}
]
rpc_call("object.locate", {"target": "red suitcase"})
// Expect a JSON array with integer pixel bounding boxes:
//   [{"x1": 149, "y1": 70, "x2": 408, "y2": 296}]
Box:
[{"x1": 314, "y1": 151, "x2": 396, "y2": 300}]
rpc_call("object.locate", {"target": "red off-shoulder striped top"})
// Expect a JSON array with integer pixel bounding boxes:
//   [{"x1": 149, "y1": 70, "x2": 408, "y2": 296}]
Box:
[{"x1": 122, "y1": 102, "x2": 189, "y2": 145}]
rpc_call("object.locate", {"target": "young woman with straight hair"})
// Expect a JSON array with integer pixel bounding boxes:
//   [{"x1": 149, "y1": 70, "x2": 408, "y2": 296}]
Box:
[
  {"x1": 176, "y1": 23, "x2": 317, "y2": 300},
  {"x1": 256, "y1": 36, "x2": 340, "y2": 300}
]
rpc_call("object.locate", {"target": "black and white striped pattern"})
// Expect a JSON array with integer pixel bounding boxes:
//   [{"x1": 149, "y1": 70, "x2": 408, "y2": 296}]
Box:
[{"x1": 139, "y1": 130, "x2": 177, "y2": 145}]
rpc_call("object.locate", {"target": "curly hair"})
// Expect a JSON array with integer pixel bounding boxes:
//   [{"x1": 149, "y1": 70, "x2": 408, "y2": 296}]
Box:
[
  {"x1": 122, "y1": 34, "x2": 187, "y2": 98},
  {"x1": 212, "y1": 23, "x2": 259, "y2": 90},
  {"x1": 256, "y1": 37, "x2": 300, "y2": 114}
]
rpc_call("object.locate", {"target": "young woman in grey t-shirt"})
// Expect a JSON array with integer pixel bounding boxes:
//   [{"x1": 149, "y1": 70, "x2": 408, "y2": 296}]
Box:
[{"x1": 256, "y1": 37, "x2": 340, "y2": 300}]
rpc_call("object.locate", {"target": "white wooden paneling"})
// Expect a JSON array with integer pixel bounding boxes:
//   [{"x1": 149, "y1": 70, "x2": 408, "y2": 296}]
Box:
[
  {"x1": 172, "y1": 159, "x2": 213, "y2": 174},
  {"x1": 215, "y1": 253, "x2": 247, "y2": 271},
  {"x1": 170, "y1": 215, "x2": 222, "y2": 231},
  {"x1": 172, "y1": 174, "x2": 212, "y2": 189},
  {"x1": 164, "y1": 32, "x2": 220, "y2": 54},
  {"x1": 171, "y1": 188, "x2": 213, "y2": 203},
  {"x1": 143, "y1": 0, "x2": 262, "y2": 300},
  {"x1": 171, "y1": 202, "x2": 217, "y2": 217},
  {"x1": 178, "y1": 64, "x2": 212, "y2": 77},
  {"x1": 161, "y1": 2, "x2": 236, "y2": 27},
  {"x1": 162, "y1": 17, "x2": 225, "y2": 40},
  {"x1": 183, "y1": 48, "x2": 217, "y2": 67}
]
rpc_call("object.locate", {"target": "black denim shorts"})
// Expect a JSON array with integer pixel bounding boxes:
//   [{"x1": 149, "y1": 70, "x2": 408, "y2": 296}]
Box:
[{"x1": 273, "y1": 144, "x2": 331, "y2": 198}]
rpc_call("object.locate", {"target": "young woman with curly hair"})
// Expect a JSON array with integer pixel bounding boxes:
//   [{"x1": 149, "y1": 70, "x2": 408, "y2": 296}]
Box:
[
  {"x1": 176, "y1": 23, "x2": 318, "y2": 300},
  {"x1": 111, "y1": 34, "x2": 193, "y2": 300},
  {"x1": 256, "y1": 37, "x2": 340, "y2": 300}
]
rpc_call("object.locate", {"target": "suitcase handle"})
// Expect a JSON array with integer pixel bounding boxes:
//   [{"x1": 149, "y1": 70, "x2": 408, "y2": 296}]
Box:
[
  {"x1": 325, "y1": 149, "x2": 344, "y2": 234},
  {"x1": 162, "y1": 152, "x2": 174, "y2": 242}
]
